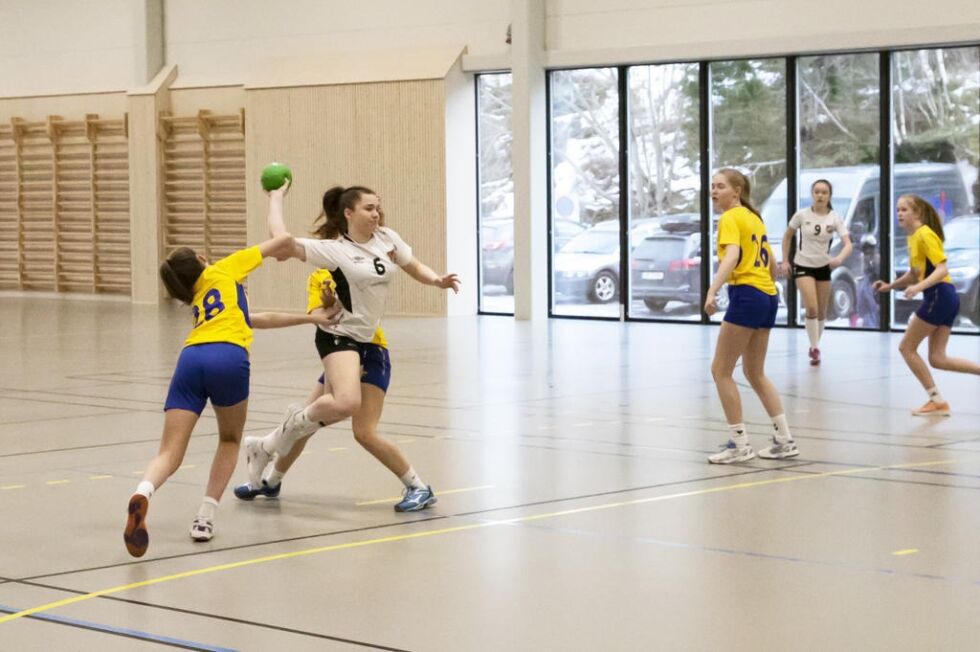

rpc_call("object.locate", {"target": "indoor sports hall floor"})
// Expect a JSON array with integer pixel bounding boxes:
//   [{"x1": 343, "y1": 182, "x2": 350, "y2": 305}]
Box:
[{"x1": 1, "y1": 295, "x2": 979, "y2": 651}]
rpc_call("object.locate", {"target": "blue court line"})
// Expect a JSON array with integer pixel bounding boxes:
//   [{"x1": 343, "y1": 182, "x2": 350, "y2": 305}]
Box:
[{"x1": 0, "y1": 603, "x2": 237, "y2": 651}]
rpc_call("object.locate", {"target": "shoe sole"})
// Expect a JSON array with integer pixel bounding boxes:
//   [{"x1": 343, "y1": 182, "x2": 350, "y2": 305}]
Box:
[
  {"x1": 124, "y1": 494, "x2": 149, "y2": 557},
  {"x1": 912, "y1": 411, "x2": 950, "y2": 417}
]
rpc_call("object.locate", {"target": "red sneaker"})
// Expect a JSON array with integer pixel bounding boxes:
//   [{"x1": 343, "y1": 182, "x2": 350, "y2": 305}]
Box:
[{"x1": 808, "y1": 347, "x2": 820, "y2": 366}]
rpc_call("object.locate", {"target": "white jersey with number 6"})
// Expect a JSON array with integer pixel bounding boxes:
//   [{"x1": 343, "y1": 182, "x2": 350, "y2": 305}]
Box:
[
  {"x1": 298, "y1": 227, "x2": 413, "y2": 342},
  {"x1": 788, "y1": 208, "x2": 846, "y2": 269}
]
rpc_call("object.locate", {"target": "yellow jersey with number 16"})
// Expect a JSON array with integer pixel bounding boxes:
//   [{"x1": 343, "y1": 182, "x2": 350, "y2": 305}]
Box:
[
  {"x1": 183, "y1": 246, "x2": 262, "y2": 352},
  {"x1": 716, "y1": 206, "x2": 777, "y2": 295}
]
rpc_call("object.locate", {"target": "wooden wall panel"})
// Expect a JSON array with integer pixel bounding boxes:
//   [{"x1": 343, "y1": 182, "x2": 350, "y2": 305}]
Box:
[{"x1": 245, "y1": 80, "x2": 448, "y2": 316}]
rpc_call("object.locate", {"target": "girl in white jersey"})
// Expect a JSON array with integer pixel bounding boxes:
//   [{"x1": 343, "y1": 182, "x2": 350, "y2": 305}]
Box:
[
  {"x1": 242, "y1": 181, "x2": 460, "y2": 512},
  {"x1": 779, "y1": 179, "x2": 852, "y2": 365}
]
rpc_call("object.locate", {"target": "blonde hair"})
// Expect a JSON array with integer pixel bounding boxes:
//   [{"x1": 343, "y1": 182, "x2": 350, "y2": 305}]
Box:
[
  {"x1": 900, "y1": 194, "x2": 944, "y2": 241},
  {"x1": 716, "y1": 168, "x2": 761, "y2": 218}
]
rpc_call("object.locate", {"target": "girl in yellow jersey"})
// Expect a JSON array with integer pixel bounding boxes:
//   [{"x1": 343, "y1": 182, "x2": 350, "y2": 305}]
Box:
[
  {"x1": 233, "y1": 268, "x2": 434, "y2": 510},
  {"x1": 704, "y1": 169, "x2": 798, "y2": 464},
  {"x1": 873, "y1": 194, "x2": 980, "y2": 416},
  {"x1": 123, "y1": 235, "x2": 335, "y2": 558}
]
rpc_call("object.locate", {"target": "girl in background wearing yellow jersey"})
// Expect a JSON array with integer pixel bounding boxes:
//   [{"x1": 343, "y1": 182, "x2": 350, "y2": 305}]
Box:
[
  {"x1": 123, "y1": 235, "x2": 335, "y2": 558},
  {"x1": 873, "y1": 195, "x2": 980, "y2": 416},
  {"x1": 705, "y1": 169, "x2": 798, "y2": 464}
]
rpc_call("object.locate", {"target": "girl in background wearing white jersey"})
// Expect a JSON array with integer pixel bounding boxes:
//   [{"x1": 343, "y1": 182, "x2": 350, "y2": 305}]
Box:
[
  {"x1": 779, "y1": 180, "x2": 852, "y2": 365},
  {"x1": 241, "y1": 182, "x2": 459, "y2": 512}
]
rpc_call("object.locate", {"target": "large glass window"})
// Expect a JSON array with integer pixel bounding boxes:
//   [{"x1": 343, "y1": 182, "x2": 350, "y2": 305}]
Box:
[
  {"x1": 797, "y1": 53, "x2": 881, "y2": 328},
  {"x1": 477, "y1": 73, "x2": 514, "y2": 314},
  {"x1": 550, "y1": 68, "x2": 620, "y2": 318},
  {"x1": 891, "y1": 47, "x2": 979, "y2": 332},
  {"x1": 515, "y1": 45, "x2": 980, "y2": 333},
  {"x1": 709, "y1": 59, "x2": 788, "y2": 323},
  {"x1": 626, "y1": 63, "x2": 702, "y2": 321}
]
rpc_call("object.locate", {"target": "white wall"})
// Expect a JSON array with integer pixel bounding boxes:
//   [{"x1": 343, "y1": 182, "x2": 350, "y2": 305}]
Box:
[
  {"x1": 0, "y1": 0, "x2": 139, "y2": 96},
  {"x1": 545, "y1": 0, "x2": 980, "y2": 67},
  {"x1": 165, "y1": 0, "x2": 512, "y2": 88}
]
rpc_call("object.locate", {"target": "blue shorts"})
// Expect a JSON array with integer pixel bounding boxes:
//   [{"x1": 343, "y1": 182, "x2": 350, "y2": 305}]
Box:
[
  {"x1": 723, "y1": 284, "x2": 778, "y2": 329},
  {"x1": 164, "y1": 343, "x2": 250, "y2": 414},
  {"x1": 317, "y1": 343, "x2": 391, "y2": 393},
  {"x1": 915, "y1": 283, "x2": 959, "y2": 328}
]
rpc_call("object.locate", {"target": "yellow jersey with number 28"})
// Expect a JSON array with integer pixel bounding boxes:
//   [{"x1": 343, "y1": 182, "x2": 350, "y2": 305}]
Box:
[{"x1": 183, "y1": 246, "x2": 262, "y2": 352}]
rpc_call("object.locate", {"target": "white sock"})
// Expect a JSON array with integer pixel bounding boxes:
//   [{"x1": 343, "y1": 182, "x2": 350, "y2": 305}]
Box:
[
  {"x1": 926, "y1": 387, "x2": 945, "y2": 404},
  {"x1": 264, "y1": 468, "x2": 285, "y2": 487},
  {"x1": 197, "y1": 496, "x2": 218, "y2": 521},
  {"x1": 135, "y1": 480, "x2": 155, "y2": 499},
  {"x1": 805, "y1": 318, "x2": 819, "y2": 348},
  {"x1": 771, "y1": 414, "x2": 792, "y2": 443},
  {"x1": 399, "y1": 466, "x2": 426, "y2": 490},
  {"x1": 817, "y1": 319, "x2": 826, "y2": 340},
  {"x1": 728, "y1": 424, "x2": 748, "y2": 448}
]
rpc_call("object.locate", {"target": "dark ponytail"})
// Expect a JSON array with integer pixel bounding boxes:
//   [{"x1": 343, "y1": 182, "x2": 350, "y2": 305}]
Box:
[
  {"x1": 159, "y1": 247, "x2": 205, "y2": 304},
  {"x1": 312, "y1": 185, "x2": 381, "y2": 239}
]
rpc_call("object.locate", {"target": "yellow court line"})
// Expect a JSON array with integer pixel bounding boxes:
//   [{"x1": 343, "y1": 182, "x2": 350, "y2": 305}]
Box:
[
  {"x1": 355, "y1": 485, "x2": 495, "y2": 506},
  {"x1": 892, "y1": 548, "x2": 920, "y2": 556},
  {"x1": 396, "y1": 438, "x2": 416, "y2": 444},
  {"x1": 178, "y1": 465, "x2": 196, "y2": 471},
  {"x1": 328, "y1": 447, "x2": 348, "y2": 452},
  {"x1": 45, "y1": 480, "x2": 70, "y2": 486},
  {"x1": 0, "y1": 457, "x2": 967, "y2": 625},
  {"x1": 89, "y1": 475, "x2": 112, "y2": 481},
  {"x1": 1, "y1": 485, "x2": 25, "y2": 491}
]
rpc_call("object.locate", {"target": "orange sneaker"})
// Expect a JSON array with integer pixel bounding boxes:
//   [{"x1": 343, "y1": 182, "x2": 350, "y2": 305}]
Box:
[{"x1": 912, "y1": 401, "x2": 950, "y2": 417}]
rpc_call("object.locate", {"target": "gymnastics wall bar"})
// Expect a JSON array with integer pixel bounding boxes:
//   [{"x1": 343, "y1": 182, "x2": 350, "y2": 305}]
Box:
[
  {"x1": 160, "y1": 109, "x2": 246, "y2": 263},
  {"x1": 0, "y1": 114, "x2": 129, "y2": 295}
]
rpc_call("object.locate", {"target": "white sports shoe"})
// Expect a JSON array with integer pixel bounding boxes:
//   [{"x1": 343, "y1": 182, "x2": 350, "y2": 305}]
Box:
[
  {"x1": 243, "y1": 436, "x2": 272, "y2": 490},
  {"x1": 758, "y1": 438, "x2": 800, "y2": 459},
  {"x1": 189, "y1": 517, "x2": 213, "y2": 542},
  {"x1": 275, "y1": 403, "x2": 321, "y2": 455},
  {"x1": 708, "y1": 440, "x2": 756, "y2": 464}
]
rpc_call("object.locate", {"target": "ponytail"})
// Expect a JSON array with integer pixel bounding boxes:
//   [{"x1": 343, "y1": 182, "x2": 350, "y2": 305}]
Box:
[
  {"x1": 159, "y1": 247, "x2": 205, "y2": 304},
  {"x1": 312, "y1": 185, "x2": 381, "y2": 239},
  {"x1": 902, "y1": 194, "x2": 945, "y2": 241}
]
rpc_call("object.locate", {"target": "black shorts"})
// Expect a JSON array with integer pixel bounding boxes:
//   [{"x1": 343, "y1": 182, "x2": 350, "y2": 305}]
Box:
[
  {"x1": 315, "y1": 328, "x2": 360, "y2": 359},
  {"x1": 793, "y1": 264, "x2": 831, "y2": 282}
]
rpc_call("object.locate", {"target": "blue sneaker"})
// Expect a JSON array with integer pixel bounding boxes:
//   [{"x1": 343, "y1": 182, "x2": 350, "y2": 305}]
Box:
[
  {"x1": 233, "y1": 480, "x2": 281, "y2": 501},
  {"x1": 394, "y1": 485, "x2": 437, "y2": 512}
]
